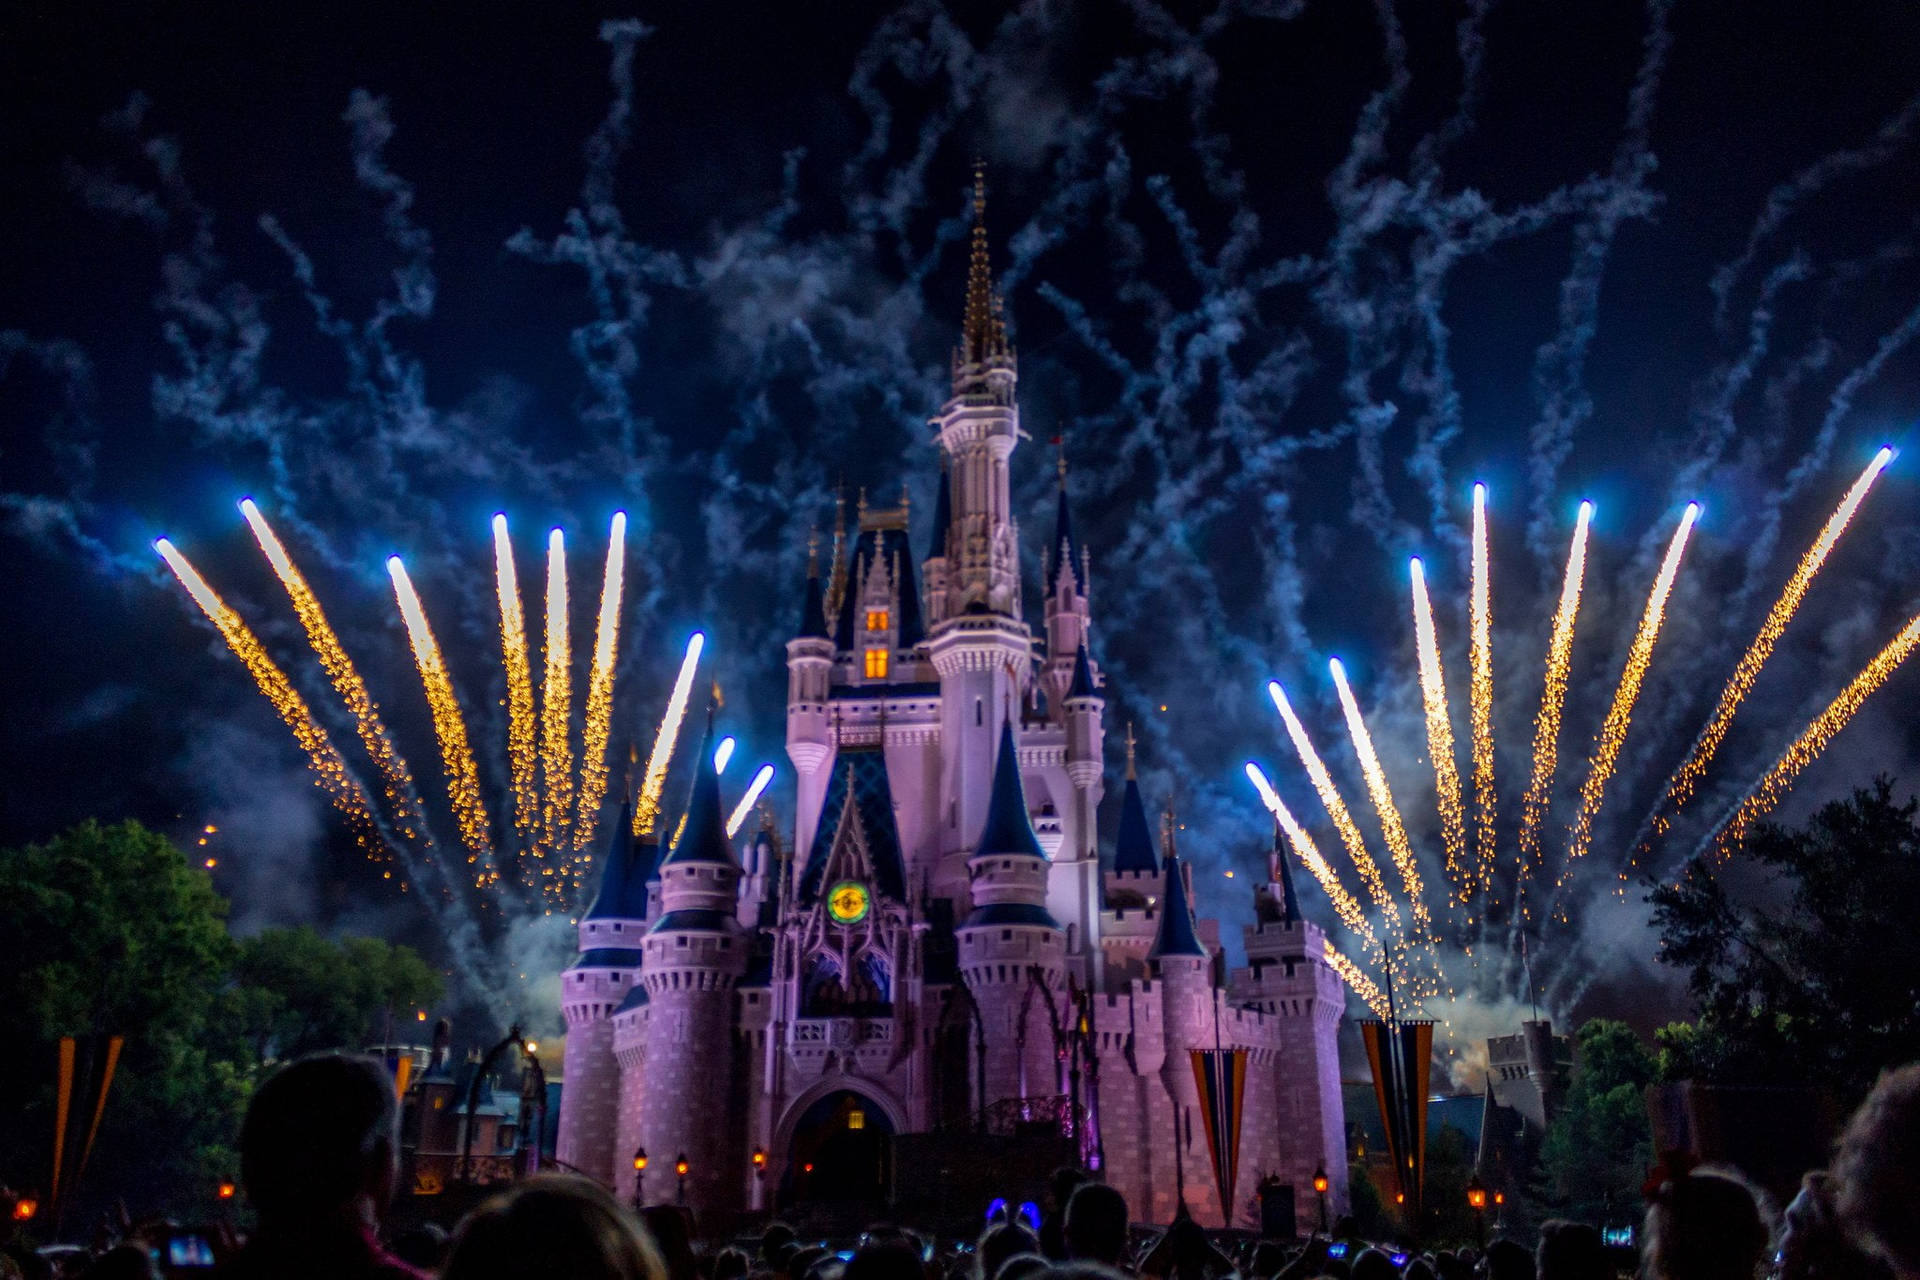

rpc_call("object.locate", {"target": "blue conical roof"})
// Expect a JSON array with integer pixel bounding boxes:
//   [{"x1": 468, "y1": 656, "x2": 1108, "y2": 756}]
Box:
[
  {"x1": 975, "y1": 717, "x2": 1045, "y2": 858},
  {"x1": 1047, "y1": 481, "x2": 1085, "y2": 593},
  {"x1": 929, "y1": 466, "x2": 952, "y2": 561},
  {"x1": 1112, "y1": 777, "x2": 1159, "y2": 874},
  {"x1": 799, "y1": 572, "x2": 828, "y2": 639},
  {"x1": 1273, "y1": 824, "x2": 1302, "y2": 923},
  {"x1": 660, "y1": 713, "x2": 738, "y2": 868},
  {"x1": 583, "y1": 800, "x2": 651, "y2": 920},
  {"x1": 1149, "y1": 853, "x2": 1205, "y2": 959},
  {"x1": 1066, "y1": 643, "x2": 1097, "y2": 700}
]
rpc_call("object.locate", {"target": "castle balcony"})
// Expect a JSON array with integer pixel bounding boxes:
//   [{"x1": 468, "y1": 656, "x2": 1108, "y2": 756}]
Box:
[{"x1": 787, "y1": 1015, "x2": 896, "y2": 1049}]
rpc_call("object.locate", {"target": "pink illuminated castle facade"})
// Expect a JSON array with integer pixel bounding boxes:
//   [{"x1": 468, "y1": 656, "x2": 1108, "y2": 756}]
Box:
[{"x1": 556, "y1": 178, "x2": 1347, "y2": 1229}]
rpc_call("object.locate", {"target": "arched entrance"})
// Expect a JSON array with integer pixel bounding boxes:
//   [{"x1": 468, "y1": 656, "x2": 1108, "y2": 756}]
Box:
[{"x1": 782, "y1": 1089, "x2": 895, "y2": 1208}]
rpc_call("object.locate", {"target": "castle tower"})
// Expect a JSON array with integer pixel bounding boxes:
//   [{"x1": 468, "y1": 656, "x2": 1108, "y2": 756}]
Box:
[
  {"x1": 786, "y1": 543, "x2": 835, "y2": 856},
  {"x1": 558, "y1": 798, "x2": 650, "y2": 1183},
  {"x1": 957, "y1": 718, "x2": 1066, "y2": 1105},
  {"x1": 1052, "y1": 643, "x2": 1105, "y2": 987},
  {"x1": 1231, "y1": 822, "x2": 1352, "y2": 1216},
  {"x1": 637, "y1": 715, "x2": 748, "y2": 1213},
  {"x1": 1098, "y1": 731, "x2": 1162, "y2": 987},
  {"x1": 1150, "y1": 841, "x2": 1222, "y2": 1225},
  {"x1": 927, "y1": 170, "x2": 1030, "y2": 875}
]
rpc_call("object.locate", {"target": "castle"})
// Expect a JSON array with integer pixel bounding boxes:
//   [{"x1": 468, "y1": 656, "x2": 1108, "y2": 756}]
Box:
[{"x1": 555, "y1": 177, "x2": 1348, "y2": 1229}]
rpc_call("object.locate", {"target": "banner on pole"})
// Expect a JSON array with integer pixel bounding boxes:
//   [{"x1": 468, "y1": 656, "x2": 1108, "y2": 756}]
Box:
[
  {"x1": 1360, "y1": 1020, "x2": 1433, "y2": 1216},
  {"x1": 1190, "y1": 1047, "x2": 1248, "y2": 1225}
]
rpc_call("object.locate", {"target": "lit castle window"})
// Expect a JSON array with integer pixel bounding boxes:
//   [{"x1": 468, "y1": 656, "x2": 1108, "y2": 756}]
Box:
[
  {"x1": 864, "y1": 648, "x2": 889, "y2": 679},
  {"x1": 865, "y1": 609, "x2": 889, "y2": 632}
]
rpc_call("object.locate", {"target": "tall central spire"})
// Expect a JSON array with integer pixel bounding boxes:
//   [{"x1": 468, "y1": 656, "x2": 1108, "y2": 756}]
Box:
[{"x1": 959, "y1": 163, "x2": 1010, "y2": 370}]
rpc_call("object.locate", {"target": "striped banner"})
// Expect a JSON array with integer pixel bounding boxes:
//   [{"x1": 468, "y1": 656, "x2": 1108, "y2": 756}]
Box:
[
  {"x1": 1360, "y1": 1019, "x2": 1433, "y2": 1217},
  {"x1": 1190, "y1": 1048, "x2": 1248, "y2": 1225}
]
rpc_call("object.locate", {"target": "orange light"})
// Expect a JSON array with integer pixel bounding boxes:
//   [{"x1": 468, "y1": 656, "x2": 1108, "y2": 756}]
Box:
[
  {"x1": 1467, "y1": 1181, "x2": 1487, "y2": 1211},
  {"x1": 803, "y1": 1162, "x2": 814, "y2": 1174},
  {"x1": 752, "y1": 1149, "x2": 767, "y2": 1172},
  {"x1": 1312, "y1": 1170, "x2": 1329, "y2": 1195},
  {"x1": 1395, "y1": 1192, "x2": 1405, "y2": 1205},
  {"x1": 1494, "y1": 1191, "x2": 1506, "y2": 1206},
  {"x1": 217, "y1": 1181, "x2": 236, "y2": 1201},
  {"x1": 633, "y1": 1148, "x2": 648, "y2": 1172},
  {"x1": 847, "y1": 1109, "x2": 866, "y2": 1131},
  {"x1": 674, "y1": 1155, "x2": 689, "y2": 1178},
  {"x1": 417, "y1": 1010, "x2": 428, "y2": 1021},
  {"x1": 12, "y1": 1196, "x2": 38, "y2": 1221}
]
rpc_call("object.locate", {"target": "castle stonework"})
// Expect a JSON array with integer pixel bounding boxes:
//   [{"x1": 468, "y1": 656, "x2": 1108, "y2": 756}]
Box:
[{"x1": 556, "y1": 178, "x2": 1348, "y2": 1228}]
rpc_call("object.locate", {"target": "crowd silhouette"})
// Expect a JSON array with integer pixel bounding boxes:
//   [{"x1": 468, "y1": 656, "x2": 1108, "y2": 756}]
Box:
[{"x1": 6, "y1": 1055, "x2": 1917, "y2": 1280}]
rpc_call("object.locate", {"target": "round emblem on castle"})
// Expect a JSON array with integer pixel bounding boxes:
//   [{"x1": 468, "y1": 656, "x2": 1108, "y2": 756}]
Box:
[{"x1": 827, "y1": 880, "x2": 871, "y2": 925}]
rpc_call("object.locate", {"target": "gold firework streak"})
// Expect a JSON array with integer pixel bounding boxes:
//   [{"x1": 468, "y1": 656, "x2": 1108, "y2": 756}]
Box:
[
  {"x1": 1516, "y1": 501, "x2": 1592, "y2": 914},
  {"x1": 636, "y1": 631, "x2": 706, "y2": 837},
  {"x1": 1710, "y1": 609, "x2": 1920, "y2": 859},
  {"x1": 1562, "y1": 503, "x2": 1700, "y2": 878},
  {"x1": 1324, "y1": 940, "x2": 1389, "y2": 1018},
  {"x1": 573, "y1": 511, "x2": 628, "y2": 855},
  {"x1": 1409, "y1": 558, "x2": 1468, "y2": 902},
  {"x1": 239, "y1": 500, "x2": 433, "y2": 851},
  {"x1": 1266, "y1": 680, "x2": 1401, "y2": 934},
  {"x1": 388, "y1": 556, "x2": 496, "y2": 877},
  {"x1": 1469, "y1": 483, "x2": 1497, "y2": 881},
  {"x1": 492, "y1": 515, "x2": 539, "y2": 851},
  {"x1": 1245, "y1": 763, "x2": 1379, "y2": 951},
  {"x1": 541, "y1": 529, "x2": 574, "y2": 861},
  {"x1": 1654, "y1": 448, "x2": 1894, "y2": 835},
  {"x1": 155, "y1": 539, "x2": 400, "y2": 880},
  {"x1": 1329, "y1": 658, "x2": 1432, "y2": 940}
]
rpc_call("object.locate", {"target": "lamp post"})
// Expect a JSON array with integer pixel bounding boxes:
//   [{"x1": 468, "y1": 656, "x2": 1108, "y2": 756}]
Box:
[
  {"x1": 632, "y1": 1148, "x2": 648, "y2": 1210},
  {"x1": 674, "y1": 1153, "x2": 689, "y2": 1206},
  {"x1": 1312, "y1": 1166, "x2": 1330, "y2": 1234},
  {"x1": 1466, "y1": 1175, "x2": 1488, "y2": 1249}
]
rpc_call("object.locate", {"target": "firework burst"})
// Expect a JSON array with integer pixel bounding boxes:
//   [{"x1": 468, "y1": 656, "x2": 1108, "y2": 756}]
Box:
[
  {"x1": 1515, "y1": 501, "x2": 1592, "y2": 918},
  {"x1": 1469, "y1": 483, "x2": 1497, "y2": 880},
  {"x1": 389, "y1": 556, "x2": 496, "y2": 884},
  {"x1": 573, "y1": 511, "x2": 628, "y2": 857},
  {"x1": 492, "y1": 515, "x2": 540, "y2": 849},
  {"x1": 1409, "y1": 558, "x2": 1469, "y2": 902}
]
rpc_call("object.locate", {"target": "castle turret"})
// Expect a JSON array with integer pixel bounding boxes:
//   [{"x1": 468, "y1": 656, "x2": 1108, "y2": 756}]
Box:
[
  {"x1": 638, "y1": 715, "x2": 748, "y2": 1214},
  {"x1": 1051, "y1": 642, "x2": 1105, "y2": 986},
  {"x1": 1231, "y1": 820, "x2": 1352, "y2": 1218},
  {"x1": 1149, "y1": 841, "x2": 1220, "y2": 1224},
  {"x1": 958, "y1": 718, "x2": 1065, "y2": 1105},
  {"x1": 559, "y1": 798, "x2": 649, "y2": 1183}
]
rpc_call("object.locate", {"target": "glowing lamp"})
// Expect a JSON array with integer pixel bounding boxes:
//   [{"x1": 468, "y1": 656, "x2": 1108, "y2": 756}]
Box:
[
  {"x1": 217, "y1": 1181, "x2": 236, "y2": 1201},
  {"x1": 847, "y1": 1109, "x2": 866, "y2": 1131},
  {"x1": 1394, "y1": 1192, "x2": 1405, "y2": 1205},
  {"x1": 525, "y1": 1041, "x2": 538, "y2": 1053},
  {"x1": 12, "y1": 1196, "x2": 38, "y2": 1222},
  {"x1": 1312, "y1": 1167, "x2": 1329, "y2": 1195},
  {"x1": 752, "y1": 1149, "x2": 767, "y2": 1175},
  {"x1": 674, "y1": 1154, "x2": 689, "y2": 1178},
  {"x1": 1466, "y1": 1176, "x2": 1487, "y2": 1211},
  {"x1": 633, "y1": 1147, "x2": 648, "y2": 1172},
  {"x1": 803, "y1": 1163, "x2": 814, "y2": 1174},
  {"x1": 1494, "y1": 1191, "x2": 1506, "y2": 1206}
]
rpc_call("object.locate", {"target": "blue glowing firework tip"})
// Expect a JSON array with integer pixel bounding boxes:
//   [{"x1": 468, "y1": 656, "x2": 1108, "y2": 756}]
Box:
[{"x1": 386, "y1": 554, "x2": 404, "y2": 571}]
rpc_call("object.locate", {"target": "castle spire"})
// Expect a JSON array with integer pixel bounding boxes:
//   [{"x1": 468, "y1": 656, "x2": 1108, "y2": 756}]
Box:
[
  {"x1": 1149, "y1": 851, "x2": 1206, "y2": 959},
  {"x1": 959, "y1": 162, "x2": 1009, "y2": 370},
  {"x1": 1272, "y1": 821, "x2": 1302, "y2": 924}
]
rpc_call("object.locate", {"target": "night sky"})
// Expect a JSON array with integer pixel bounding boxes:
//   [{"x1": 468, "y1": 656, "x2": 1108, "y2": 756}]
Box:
[{"x1": 5, "y1": 0, "x2": 1919, "y2": 1051}]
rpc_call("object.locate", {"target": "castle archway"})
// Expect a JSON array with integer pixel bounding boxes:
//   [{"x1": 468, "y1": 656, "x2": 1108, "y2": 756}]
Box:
[{"x1": 774, "y1": 1082, "x2": 902, "y2": 1208}]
